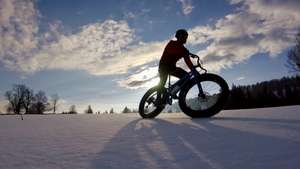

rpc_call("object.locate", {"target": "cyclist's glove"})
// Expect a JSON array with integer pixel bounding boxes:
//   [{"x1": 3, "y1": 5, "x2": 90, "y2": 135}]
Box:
[{"x1": 190, "y1": 53, "x2": 197, "y2": 58}]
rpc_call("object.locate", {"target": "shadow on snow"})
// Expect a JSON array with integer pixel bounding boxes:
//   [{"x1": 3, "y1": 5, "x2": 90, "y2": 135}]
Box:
[{"x1": 90, "y1": 116, "x2": 300, "y2": 169}]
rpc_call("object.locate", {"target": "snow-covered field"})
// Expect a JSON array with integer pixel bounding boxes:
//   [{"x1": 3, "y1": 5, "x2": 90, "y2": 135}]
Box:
[{"x1": 0, "y1": 106, "x2": 300, "y2": 169}]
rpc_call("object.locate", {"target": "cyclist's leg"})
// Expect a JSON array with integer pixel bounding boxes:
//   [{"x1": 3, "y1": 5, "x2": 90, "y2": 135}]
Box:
[
  {"x1": 158, "y1": 71, "x2": 167, "y2": 92},
  {"x1": 158, "y1": 64, "x2": 169, "y2": 90},
  {"x1": 170, "y1": 67, "x2": 188, "y2": 82},
  {"x1": 156, "y1": 64, "x2": 169, "y2": 105}
]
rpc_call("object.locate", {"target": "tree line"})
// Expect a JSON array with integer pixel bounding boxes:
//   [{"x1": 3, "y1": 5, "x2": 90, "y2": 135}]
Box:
[
  {"x1": 3, "y1": 84, "x2": 137, "y2": 115},
  {"x1": 225, "y1": 76, "x2": 300, "y2": 109},
  {"x1": 4, "y1": 84, "x2": 59, "y2": 114},
  {"x1": 62, "y1": 105, "x2": 134, "y2": 114}
]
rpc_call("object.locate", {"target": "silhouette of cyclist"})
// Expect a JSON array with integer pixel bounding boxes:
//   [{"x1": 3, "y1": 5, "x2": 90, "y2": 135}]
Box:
[{"x1": 157, "y1": 29, "x2": 197, "y2": 103}]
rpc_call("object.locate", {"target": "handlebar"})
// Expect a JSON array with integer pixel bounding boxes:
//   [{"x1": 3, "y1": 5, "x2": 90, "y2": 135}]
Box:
[{"x1": 191, "y1": 54, "x2": 207, "y2": 73}]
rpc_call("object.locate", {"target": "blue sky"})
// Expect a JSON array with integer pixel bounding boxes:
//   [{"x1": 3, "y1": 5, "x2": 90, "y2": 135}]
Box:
[{"x1": 0, "y1": 0, "x2": 299, "y2": 113}]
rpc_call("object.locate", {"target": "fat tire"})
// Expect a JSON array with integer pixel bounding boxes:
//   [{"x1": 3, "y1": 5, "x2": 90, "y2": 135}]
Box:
[
  {"x1": 139, "y1": 86, "x2": 165, "y2": 118},
  {"x1": 179, "y1": 73, "x2": 229, "y2": 118}
]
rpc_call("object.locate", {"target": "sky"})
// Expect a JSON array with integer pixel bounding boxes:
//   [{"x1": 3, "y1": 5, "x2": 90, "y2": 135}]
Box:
[{"x1": 0, "y1": 0, "x2": 299, "y2": 113}]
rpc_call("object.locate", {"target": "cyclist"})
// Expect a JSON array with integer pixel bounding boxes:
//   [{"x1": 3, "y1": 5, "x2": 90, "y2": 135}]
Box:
[{"x1": 157, "y1": 29, "x2": 197, "y2": 103}]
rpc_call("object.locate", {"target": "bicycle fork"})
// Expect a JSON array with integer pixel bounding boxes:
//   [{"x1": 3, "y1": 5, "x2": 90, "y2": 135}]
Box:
[
  {"x1": 191, "y1": 71, "x2": 207, "y2": 100},
  {"x1": 197, "y1": 82, "x2": 206, "y2": 99}
]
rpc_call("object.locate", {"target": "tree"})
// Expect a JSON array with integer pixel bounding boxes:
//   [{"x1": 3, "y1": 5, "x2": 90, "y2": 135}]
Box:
[
  {"x1": 122, "y1": 106, "x2": 131, "y2": 113},
  {"x1": 30, "y1": 91, "x2": 48, "y2": 114},
  {"x1": 109, "y1": 108, "x2": 115, "y2": 114},
  {"x1": 4, "y1": 85, "x2": 52, "y2": 114},
  {"x1": 5, "y1": 84, "x2": 27, "y2": 114},
  {"x1": 69, "y1": 105, "x2": 77, "y2": 114},
  {"x1": 23, "y1": 88, "x2": 34, "y2": 114},
  {"x1": 50, "y1": 94, "x2": 59, "y2": 114},
  {"x1": 85, "y1": 105, "x2": 93, "y2": 114},
  {"x1": 287, "y1": 33, "x2": 300, "y2": 72},
  {"x1": 227, "y1": 84, "x2": 247, "y2": 109}
]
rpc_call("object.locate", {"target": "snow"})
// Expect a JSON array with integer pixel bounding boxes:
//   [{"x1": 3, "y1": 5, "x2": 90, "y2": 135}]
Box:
[{"x1": 0, "y1": 105, "x2": 300, "y2": 169}]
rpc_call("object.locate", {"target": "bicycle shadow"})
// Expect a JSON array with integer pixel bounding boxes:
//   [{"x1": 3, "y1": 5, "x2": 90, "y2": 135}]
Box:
[{"x1": 90, "y1": 115, "x2": 300, "y2": 169}]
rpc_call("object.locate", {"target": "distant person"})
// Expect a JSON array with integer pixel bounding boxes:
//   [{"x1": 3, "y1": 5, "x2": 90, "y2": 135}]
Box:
[{"x1": 157, "y1": 29, "x2": 197, "y2": 103}]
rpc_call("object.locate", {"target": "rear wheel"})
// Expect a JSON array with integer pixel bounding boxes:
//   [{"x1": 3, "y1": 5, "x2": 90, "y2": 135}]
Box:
[
  {"x1": 139, "y1": 86, "x2": 165, "y2": 118},
  {"x1": 179, "y1": 73, "x2": 229, "y2": 118}
]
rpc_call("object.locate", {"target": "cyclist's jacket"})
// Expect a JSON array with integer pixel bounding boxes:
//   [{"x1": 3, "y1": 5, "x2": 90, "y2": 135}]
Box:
[{"x1": 160, "y1": 40, "x2": 194, "y2": 70}]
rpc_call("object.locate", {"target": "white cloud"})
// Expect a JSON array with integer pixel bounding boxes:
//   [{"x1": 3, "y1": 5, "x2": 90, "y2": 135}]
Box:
[
  {"x1": 187, "y1": 0, "x2": 300, "y2": 72},
  {"x1": 0, "y1": 0, "x2": 165, "y2": 76},
  {"x1": 118, "y1": 66, "x2": 159, "y2": 89},
  {"x1": 28, "y1": 20, "x2": 137, "y2": 75},
  {"x1": 0, "y1": 0, "x2": 39, "y2": 71},
  {"x1": 124, "y1": 12, "x2": 136, "y2": 19},
  {"x1": 236, "y1": 76, "x2": 245, "y2": 81},
  {"x1": 0, "y1": 0, "x2": 165, "y2": 90},
  {"x1": 178, "y1": 0, "x2": 194, "y2": 15}
]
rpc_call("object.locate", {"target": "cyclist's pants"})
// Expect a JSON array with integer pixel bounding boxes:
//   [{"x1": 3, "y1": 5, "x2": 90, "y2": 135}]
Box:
[{"x1": 158, "y1": 63, "x2": 188, "y2": 92}]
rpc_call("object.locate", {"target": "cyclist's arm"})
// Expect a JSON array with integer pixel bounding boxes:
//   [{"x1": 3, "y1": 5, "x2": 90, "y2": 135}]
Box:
[
  {"x1": 181, "y1": 47, "x2": 195, "y2": 70},
  {"x1": 184, "y1": 55, "x2": 194, "y2": 70}
]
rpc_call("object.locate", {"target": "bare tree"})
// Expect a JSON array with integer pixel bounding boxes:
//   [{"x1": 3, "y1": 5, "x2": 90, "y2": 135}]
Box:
[
  {"x1": 109, "y1": 108, "x2": 115, "y2": 114},
  {"x1": 122, "y1": 106, "x2": 131, "y2": 113},
  {"x1": 23, "y1": 88, "x2": 34, "y2": 114},
  {"x1": 69, "y1": 105, "x2": 77, "y2": 114},
  {"x1": 31, "y1": 91, "x2": 48, "y2": 114},
  {"x1": 85, "y1": 105, "x2": 93, "y2": 114},
  {"x1": 5, "y1": 91, "x2": 18, "y2": 114},
  {"x1": 286, "y1": 33, "x2": 300, "y2": 72},
  {"x1": 50, "y1": 94, "x2": 59, "y2": 114},
  {"x1": 5, "y1": 85, "x2": 27, "y2": 114}
]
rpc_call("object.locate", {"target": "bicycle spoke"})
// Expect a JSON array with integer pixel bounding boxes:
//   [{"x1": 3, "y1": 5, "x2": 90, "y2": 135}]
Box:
[{"x1": 185, "y1": 81, "x2": 222, "y2": 111}]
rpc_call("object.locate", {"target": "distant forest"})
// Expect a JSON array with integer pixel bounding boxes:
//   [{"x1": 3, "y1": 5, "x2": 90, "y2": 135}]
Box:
[{"x1": 225, "y1": 76, "x2": 300, "y2": 109}]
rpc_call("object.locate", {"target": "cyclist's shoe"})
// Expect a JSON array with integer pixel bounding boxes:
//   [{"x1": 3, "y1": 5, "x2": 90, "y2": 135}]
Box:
[{"x1": 167, "y1": 96, "x2": 173, "y2": 105}]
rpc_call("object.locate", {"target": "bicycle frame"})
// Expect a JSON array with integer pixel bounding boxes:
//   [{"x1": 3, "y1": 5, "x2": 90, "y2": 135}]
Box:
[{"x1": 165, "y1": 55, "x2": 207, "y2": 103}]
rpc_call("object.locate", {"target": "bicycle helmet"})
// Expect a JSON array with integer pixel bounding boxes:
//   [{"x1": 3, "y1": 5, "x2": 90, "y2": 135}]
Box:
[{"x1": 175, "y1": 29, "x2": 188, "y2": 39}]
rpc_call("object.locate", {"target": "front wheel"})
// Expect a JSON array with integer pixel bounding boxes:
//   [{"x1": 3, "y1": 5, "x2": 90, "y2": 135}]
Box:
[
  {"x1": 139, "y1": 86, "x2": 165, "y2": 118},
  {"x1": 179, "y1": 73, "x2": 229, "y2": 118}
]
